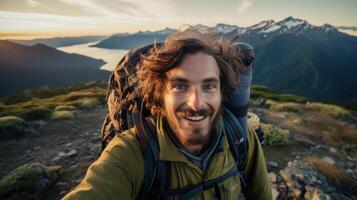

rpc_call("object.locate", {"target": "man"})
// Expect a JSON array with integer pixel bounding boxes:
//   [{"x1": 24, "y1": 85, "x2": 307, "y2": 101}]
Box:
[{"x1": 63, "y1": 32, "x2": 272, "y2": 199}]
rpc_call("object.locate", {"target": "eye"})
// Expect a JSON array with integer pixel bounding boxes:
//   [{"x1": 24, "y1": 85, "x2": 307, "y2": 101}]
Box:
[
  {"x1": 202, "y1": 83, "x2": 217, "y2": 91},
  {"x1": 172, "y1": 83, "x2": 188, "y2": 92}
]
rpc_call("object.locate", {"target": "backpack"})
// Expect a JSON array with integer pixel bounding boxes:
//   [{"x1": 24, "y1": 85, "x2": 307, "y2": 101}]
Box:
[{"x1": 100, "y1": 43, "x2": 251, "y2": 200}]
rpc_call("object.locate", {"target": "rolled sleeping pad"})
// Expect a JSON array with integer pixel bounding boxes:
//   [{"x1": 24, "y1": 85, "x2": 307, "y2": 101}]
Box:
[{"x1": 225, "y1": 42, "x2": 254, "y2": 136}]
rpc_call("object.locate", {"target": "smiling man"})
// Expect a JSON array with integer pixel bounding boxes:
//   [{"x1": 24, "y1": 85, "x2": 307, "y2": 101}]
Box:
[{"x1": 63, "y1": 32, "x2": 272, "y2": 200}]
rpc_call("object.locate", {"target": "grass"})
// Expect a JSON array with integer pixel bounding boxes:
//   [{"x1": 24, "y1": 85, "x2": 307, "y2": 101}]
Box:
[
  {"x1": 305, "y1": 102, "x2": 352, "y2": 120},
  {"x1": 51, "y1": 111, "x2": 75, "y2": 121},
  {"x1": 260, "y1": 123, "x2": 293, "y2": 146},
  {"x1": 0, "y1": 116, "x2": 25, "y2": 129},
  {"x1": 0, "y1": 82, "x2": 106, "y2": 121},
  {"x1": 269, "y1": 102, "x2": 304, "y2": 114},
  {"x1": 54, "y1": 105, "x2": 76, "y2": 111},
  {"x1": 0, "y1": 80, "x2": 107, "y2": 105},
  {"x1": 304, "y1": 156, "x2": 357, "y2": 195},
  {"x1": 0, "y1": 163, "x2": 61, "y2": 200},
  {"x1": 251, "y1": 85, "x2": 308, "y2": 103}
]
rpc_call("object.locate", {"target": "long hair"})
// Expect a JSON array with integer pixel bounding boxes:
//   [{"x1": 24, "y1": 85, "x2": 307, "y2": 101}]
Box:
[{"x1": 137, "y1": 29, "x2": 245, "y2": 116}]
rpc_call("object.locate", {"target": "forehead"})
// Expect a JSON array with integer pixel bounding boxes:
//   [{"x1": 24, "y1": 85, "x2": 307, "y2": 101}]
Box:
[{"x1": 166, "y1": 52, "x2": 220, "y2": 82}]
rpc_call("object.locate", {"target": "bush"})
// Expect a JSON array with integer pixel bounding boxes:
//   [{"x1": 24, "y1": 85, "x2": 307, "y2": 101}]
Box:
[
  {"x1": 51, "y1": 111, "x2": 75, "y2": 121},
  {"x1": 78, "y1": 98, "x2": 100, "y2": 110},
  {"x1": 0, "y1": 116, "x2": 25, "y2": 129},
  {"x1": 270, "y1": 102, "x2": 304, "y2": 113},
  {"x1": 260, "y1": 123, "x2": 293, "y2": 146},
  {"x1": 20, "y1": 108, "x2": 52, "y2": 121},
  {"x1": 306, "y1": 103, "x2": 351, "y2": 119},
  {"x1": 0, "y1": 163, "x2": 61, "y2": 200},
  {"x1": 251, "y1": 85, "x2": 307, "y2": 103},
  {"x1": 54, "y1": 105, "x2": 76, "y2": 111}
]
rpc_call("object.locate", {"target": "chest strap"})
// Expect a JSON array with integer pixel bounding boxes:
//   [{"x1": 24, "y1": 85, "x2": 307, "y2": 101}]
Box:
[{"x1": 157, "y1": 169, "x2": 240, "y2": 200}]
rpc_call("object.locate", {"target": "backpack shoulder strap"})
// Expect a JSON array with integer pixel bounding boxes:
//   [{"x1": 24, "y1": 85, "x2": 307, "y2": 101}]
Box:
[
  {"x1": 132, "y1": 101, "x2": 170, "y2": 200},
  {"x1": 222, "y1": 106, "x2": 249, "y2": 186}
]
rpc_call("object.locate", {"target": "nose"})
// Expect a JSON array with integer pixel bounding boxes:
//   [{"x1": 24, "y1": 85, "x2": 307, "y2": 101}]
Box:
[{"x1": 187, "y1": 88, "x2": 204, "y2": 111}]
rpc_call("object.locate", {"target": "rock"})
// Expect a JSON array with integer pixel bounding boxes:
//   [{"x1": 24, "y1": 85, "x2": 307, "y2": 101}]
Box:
[
  {"x1": 51, "y1": 151, "x2": 66, "y2": 162},
  {"x1": 90, "y1": 136, "x2": 101, "y2": 143},
  {"x1": 66, "y1": 149, "x2": 78, "y2": 157},
  {"x1": 0, "y1": 163, "x2": 61, "y2": 200},
  {"x1": 64, "y1": 143, "x2": 72, "y2": 147},
  {"x1": 33, "y1": 146, "x2": 41, "y2": 151},
  {"x1": 55, "y1": 181, "x2": 69, "y2": 187},
  {"x1": 247, "y1": 112, "x2": 260, "y2": 130},
  {"x1": 268, "y1": 172, "x2": 277, "y2": 183},
  {"x1": 322, "y1": 156, "x2": 335, "y2": 165},
  {"x1": 280, "y1": 160, "x2": 332, "y2": 199},
  {"x1": 304, "y1": 186, "x2": 320, "y2": 200},
  {"x1": 329, "y1": 147, "x2": 337, "y2": 154},
  {"x1": 267, "y1": 161, "x2": 279, "y2": 168},
  {"x1": 271, "y1": 186, "x2": 279, "y2": 200}
]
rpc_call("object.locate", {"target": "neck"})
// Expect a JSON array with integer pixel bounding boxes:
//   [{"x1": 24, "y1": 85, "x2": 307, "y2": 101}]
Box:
[{"x1": 182, "y1": 143, "x2": 206, "y2": 156}]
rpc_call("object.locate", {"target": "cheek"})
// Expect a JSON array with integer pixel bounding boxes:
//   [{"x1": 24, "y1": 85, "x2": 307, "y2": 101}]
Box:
[
  {"x1": 209, "y1": 92, "x2": 222, "y2": 111},
  {"x1": 163, "y1": 93, "x2": 180, "y2": 114}
]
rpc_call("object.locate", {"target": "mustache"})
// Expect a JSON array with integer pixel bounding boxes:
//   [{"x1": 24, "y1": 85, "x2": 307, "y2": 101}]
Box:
[{"x1": 177, "y1": 107, "x2": 213, "y2": 117}]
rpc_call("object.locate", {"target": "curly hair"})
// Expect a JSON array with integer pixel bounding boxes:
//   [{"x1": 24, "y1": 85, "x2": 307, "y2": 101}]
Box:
[{"x1": 137, "y1": 30, "x2": 245, "y2": 116}]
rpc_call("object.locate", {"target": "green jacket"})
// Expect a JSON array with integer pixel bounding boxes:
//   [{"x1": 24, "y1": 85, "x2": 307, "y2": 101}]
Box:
[{"x1": 63, "y1": 120, "x2": 272, "y2": 200}]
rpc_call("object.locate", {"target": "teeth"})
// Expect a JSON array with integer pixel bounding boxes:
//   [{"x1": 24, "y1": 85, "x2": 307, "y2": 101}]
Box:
[{"x1": 186, "y1": 116, "x2": 204, "y2": 121}]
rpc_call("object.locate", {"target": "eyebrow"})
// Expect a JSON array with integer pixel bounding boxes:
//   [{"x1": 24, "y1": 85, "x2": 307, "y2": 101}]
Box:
[
  {"x1": 203, "y1": 77, "x2": 219, "y2": 83},
  {"x1": 168, "y1": 77, "x2": 188, "y2": 83},
  {"x1": 167, "y1": 77, "x2": 219, "y2": 83}
]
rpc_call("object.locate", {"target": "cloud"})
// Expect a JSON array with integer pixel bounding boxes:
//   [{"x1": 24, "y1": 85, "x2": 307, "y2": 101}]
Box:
[
  {"x1": 25, "y1": 0, "x2": 39, "y2": 7},
  {"x1": 57, "y1": 0, "x2": 180, "y2": 24},
  {"x1": 236, "y1": 0, "x2": 253, "y2": 14},
  {"x1": 25, "y1": 0, "x2": 55, "y2": 11}
]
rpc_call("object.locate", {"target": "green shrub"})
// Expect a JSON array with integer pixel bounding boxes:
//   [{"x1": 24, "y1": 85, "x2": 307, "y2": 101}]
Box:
[
  {"x1": 270, "y1": 102, "x2": 304, "y2": 113},
  {"x1": 0, "y1": 163, "x2": 61, "y2": 200},
  {"x1": 78, "y1": 98, "x2": 100, "y2": 110},
  {"x1": 306, "y1": 103, "x2": 351, "y2": 119},
  {"x1": 251, "y1": 85, "x2": 307, "y2": 103},
  {"x1": 0, "y1": 116, "x2": 25, "y2": 129},
  {"x1": 20, "y1": 108, "x2": 52, "y2": 121},
  {"x1": 54, "y1": 105, "x2": 76, "y2": 111},
  {"x1": 260, "y1": 123, "x2": 293, "y2": 146},
  {"x1": 51, "y1": 111, "x2": 75, "y2": 121}
]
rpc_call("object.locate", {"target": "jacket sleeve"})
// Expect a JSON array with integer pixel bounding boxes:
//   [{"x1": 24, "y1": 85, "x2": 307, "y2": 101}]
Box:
[
  {"x1": 242, "y1": 128, "x2": 272, "y2": 200},
  {"x1": 62, "y1": 130, "x2": 145, "y2": 200}
]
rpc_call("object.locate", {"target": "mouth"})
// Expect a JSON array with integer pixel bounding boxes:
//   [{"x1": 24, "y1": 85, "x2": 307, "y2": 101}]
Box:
[
  {"x1": 177, "y1": 108, "x2": 212, "y2": 123},
  {"x1": 184, "y1": 114, "x2": 207, "y2": 122}
]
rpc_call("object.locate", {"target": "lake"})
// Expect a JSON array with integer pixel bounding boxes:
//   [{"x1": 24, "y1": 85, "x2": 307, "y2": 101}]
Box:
[{"x1": 58, "y1": 41, "x2": 128, "y2": 71}]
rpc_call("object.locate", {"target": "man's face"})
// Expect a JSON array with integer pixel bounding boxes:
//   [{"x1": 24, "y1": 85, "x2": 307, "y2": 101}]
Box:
[{"x1": 163, "y1": 52, "x2": 222, "y2": 149}]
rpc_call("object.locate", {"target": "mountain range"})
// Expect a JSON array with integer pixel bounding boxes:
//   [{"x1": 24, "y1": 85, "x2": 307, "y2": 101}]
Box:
[
  {"x1": 10, "y1": 35, "x2": 107, "y2": 48},
  {"x1": 0, "y1": 40, "x2": 110, "y2": 96},
  {"x1": 93, "y1": 17, "x2": 357, "y2": 107}
]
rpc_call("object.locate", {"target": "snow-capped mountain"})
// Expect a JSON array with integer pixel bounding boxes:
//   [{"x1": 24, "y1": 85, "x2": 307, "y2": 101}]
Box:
[
  {"x1": 93, "y1": 16, "x2": 357, "y2": 106},
  {"x1": 211, "y1": 16, "x2": 340, "y2": 38}
]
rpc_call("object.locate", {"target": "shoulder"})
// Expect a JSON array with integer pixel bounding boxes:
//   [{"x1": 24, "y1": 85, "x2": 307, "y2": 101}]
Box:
[{"x1": 100, "y1": 128, "x2": 144, "y2": 166}]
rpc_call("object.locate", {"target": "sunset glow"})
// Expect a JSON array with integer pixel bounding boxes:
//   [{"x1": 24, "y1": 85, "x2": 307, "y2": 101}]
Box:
[{"x1": 1, "y1": 0, "x2": 356, "y2": 39}]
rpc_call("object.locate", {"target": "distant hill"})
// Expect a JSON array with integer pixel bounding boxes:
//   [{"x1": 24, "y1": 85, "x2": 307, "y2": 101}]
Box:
[
  {"x1": 0, "y1": 40, "x2": 110, "y2": 96},
  {"x1": 10, "y1": 35, "x2": 108, "y2": 48},
  {"x1": 92, "y1": 28, "x2": 175, "y2": 49},
  {"x1": 92, "y1": 17, "x2": 357, "y2": 106}
]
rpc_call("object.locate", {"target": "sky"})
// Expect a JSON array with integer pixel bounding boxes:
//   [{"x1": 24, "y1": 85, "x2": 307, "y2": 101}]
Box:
[{"x1": 0, "y1": 0, "x2": 356, "y2": 39}]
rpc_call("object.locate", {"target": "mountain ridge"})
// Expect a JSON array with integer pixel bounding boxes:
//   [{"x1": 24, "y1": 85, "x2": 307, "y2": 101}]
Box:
[{"x1": 0, "y1": 40, "x2": 110, "y2": 96}]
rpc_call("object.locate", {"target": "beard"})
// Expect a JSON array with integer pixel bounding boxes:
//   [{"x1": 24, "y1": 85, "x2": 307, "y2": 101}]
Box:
[{"x1": 164, "y1": 105, "x2": 222, "y2": 149}]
